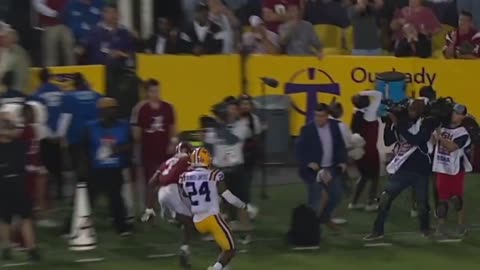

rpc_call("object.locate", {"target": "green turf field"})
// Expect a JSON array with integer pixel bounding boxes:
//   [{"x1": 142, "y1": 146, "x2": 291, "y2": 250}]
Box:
[{"x1": 4, "y1": 174, "x2": 480, "y2": 269}]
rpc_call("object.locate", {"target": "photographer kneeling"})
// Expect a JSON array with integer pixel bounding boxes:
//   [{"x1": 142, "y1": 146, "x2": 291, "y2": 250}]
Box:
[{"x1": 365, "y1": 99, "x2": 434, "y2": 241}]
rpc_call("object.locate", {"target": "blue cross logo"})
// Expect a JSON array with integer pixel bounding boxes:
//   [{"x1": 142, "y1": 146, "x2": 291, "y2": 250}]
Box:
[{"x1": 285, "y1": 67, "x2": 341, "y2": 123}]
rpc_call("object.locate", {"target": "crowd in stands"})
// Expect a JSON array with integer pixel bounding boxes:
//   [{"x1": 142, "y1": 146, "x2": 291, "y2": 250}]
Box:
[{"x1": 0, "y1": 0, "x2": 479, "y2": 76}]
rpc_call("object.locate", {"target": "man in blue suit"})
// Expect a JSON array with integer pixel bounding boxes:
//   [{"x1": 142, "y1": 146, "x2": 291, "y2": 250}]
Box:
[{"x1": 296, "y1": 103, "x2": 347, "y2": 225}]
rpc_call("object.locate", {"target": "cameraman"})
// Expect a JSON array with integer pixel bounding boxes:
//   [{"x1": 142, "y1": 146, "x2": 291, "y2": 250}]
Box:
[
  {"x1": 433, "y1": 104, "x2": 472, "y2": 238},
  {"x1": 364, "y1": 99, "x2": 434, "y2": 241},
  {"x1": 203, "y1": 98, "x2": 251, "y2": 225},
  {"x1": 348, "y1": 0, "x2": 384, "y2": 56}
]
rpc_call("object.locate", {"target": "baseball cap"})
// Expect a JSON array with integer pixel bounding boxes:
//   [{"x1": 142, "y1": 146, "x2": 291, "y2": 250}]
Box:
[
  {"x1": 249, "y1": 15, "x2": 263, "y2": 27},
  {"x1": 97, "y1": 97, "x2": 119, "y2": 109},
  {"x1": 453, "y1": 103, "x2": 468, "y2": 115}
]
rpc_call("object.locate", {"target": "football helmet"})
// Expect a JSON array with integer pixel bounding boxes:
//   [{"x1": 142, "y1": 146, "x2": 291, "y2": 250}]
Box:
[
  {"x1": 175, "y1": 141, "x2": 193, "y2": 155},
  {"x1": 190, "y1": 147, "x2": 212, "y2": 167}
]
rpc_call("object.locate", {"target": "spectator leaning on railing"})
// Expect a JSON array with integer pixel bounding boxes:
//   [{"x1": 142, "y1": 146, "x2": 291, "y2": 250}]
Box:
[
  {"x1": 242, "y1": 15, "x2": 280, "y2": 54},
  {"x1": 34, "y1": 0, "x2": 76, "y2": 66},
  {"x1": 179, "y1": 3, "x2": 224, "y2": 55},
  {"x1": 443, "y1": 10, "x2": 480, "y2": 59},
  {"x1": 262, "y1": 0, "x2": 303, "y2": 33},
  {"x1": 145, "y1": 18, "x2": 180, "y2": 55},
  {"x1": 390, "y1": 0, "x2": 441, "y2": 57},
  {"x1": 278, "y1": 4, "x2": 323, "y2": 58}
]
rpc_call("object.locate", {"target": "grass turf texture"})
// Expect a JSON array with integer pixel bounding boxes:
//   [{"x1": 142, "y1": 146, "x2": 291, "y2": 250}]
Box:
[{"x1": 4, "y1": 174, "x2": 480, "y2": 269}]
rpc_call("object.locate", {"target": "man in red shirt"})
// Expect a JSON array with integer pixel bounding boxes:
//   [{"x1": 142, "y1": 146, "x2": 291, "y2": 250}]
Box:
[
  {"x1": 131, "y1": 79, "x2": 176, "y2": 204},
  {"x1": 142, "y1": 142, "x2": 193, "y2": 269},
  {"x1": 262, "y1": 0, "x2": 303, "y2": 32},
  {"x1": 444, "y1": 11, "x2": 480, "y2": 59}
]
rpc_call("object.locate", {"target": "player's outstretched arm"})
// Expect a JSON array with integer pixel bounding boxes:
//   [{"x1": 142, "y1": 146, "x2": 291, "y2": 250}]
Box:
[{"x1": 218, "y1": 181, "x2": 258, "y2": 219}]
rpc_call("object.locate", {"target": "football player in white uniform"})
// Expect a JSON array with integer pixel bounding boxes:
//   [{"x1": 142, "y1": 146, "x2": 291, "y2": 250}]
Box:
[{"x1": 180, "y1": 147, "x2": 257, "y2": 270}]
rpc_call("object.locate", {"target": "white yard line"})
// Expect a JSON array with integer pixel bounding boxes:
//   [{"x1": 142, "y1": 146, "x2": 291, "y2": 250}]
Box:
[
  {"x1": 146, "y1": 253, "x2": 176, "y2": 259},
  {"x1": 75, "y1": 257, "x2": 105, "y2": 263},
  {"x1": 1, "y1": 262, "x2": 30, "y2": 268}
]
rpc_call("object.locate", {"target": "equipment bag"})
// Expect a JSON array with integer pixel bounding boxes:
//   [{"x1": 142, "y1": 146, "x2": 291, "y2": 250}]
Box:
[{"x1": 287, "y1": 204, "x2": 320, "y2": 247}]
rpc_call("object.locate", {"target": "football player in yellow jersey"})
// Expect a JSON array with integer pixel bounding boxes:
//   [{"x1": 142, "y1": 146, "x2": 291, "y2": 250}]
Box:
[{"x1": 180, "y1": 147, "x2": 257, "y2": 270}]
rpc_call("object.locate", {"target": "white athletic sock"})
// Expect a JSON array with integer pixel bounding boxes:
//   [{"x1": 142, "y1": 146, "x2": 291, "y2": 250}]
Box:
[{"x1": 213, "y1": 262, "x2": 223, "y2": 270}]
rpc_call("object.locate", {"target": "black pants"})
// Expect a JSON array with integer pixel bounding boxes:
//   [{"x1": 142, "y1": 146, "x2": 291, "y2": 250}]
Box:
[
  {"x1": 69, "y1": 144, "x2": 89, "y2": 183},
  {"x1": 0, "y1": 176, "x2": 33, "y2": 223},
  {"x1": 40, "y1": 139, "x2": 63, "y2": 199},
  {"x1": 224, "y1": 165, "x2": 247, "y2": 202},
  {"x1": 373, "y1": 171, "x2": 430, "y2": 234},
  {"x1": 223, "y1": 165, "x2": 246, "y2": 220},
  {"x1": 89, "y1": 168, "x2": 128, "y2": 234}
]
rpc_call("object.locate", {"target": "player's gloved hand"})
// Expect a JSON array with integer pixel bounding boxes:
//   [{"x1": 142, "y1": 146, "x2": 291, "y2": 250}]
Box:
[
  {"x1": 141, "y1": 208, "x2": 156, "y2": 222},
  {"x1": 245, "y1": 204, "x2": 259, "y2": 220}
]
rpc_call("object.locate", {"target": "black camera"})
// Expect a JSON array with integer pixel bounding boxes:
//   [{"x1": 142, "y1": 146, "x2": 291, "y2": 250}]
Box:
[
  {"x1": 381, "y1": 98, "x2": 410, "y2": 124},
  {"x1": 425, "y1": 97, "x2": 455, "y2": 128},
  {"x1": 211, "y1": 102, "x2": 229, "y2": 123}
]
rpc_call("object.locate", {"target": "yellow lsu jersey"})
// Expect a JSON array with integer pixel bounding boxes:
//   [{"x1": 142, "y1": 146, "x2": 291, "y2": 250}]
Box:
[{"x1": 179, "y1": 167, "x2": 224, "y2": 223}]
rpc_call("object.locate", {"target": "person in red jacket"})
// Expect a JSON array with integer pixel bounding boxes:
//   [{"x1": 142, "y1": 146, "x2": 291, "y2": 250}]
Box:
[{"x1": 444, "y1": 10, "x2": 480, "y2": 59}]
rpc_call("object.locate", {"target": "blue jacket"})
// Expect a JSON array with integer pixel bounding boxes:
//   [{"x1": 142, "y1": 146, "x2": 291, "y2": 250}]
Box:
[
  {"x1": 64, "y1": 0, "x2": 104, "y2": 44},
  {"x1": 296, "y1": 119, "x2": 347, "y2": 170},
  {"x1": 61, "y1": 89, "x2": 102, "y2": 145},
  {"x1": 84, "y1": 23, "x2": 134, "y2": 66},
  {"x1": 30, "y1": 83, "x2": 64, "y2": 135}
]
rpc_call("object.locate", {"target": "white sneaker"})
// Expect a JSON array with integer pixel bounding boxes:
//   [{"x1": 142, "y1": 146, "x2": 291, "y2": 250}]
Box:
[
  {"x1": 331, "y1": 218, "x2": 347, "y2": 225},
  {"x1": 365, "y1": 204, "x2": 379, "y2": 212},
  {"x1": 37, "y1": 219, "x2": 59, "y2": 228},
  {"x1": 348, "y1": 203, "x2": 365, "y2": 210},
  {"x1": 410, "y1": 209, "x2": 419, "y2": 218}
]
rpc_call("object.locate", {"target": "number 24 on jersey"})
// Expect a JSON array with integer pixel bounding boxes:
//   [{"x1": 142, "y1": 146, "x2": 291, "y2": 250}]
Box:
[{"x1": 182, "y1": 181, "x2": 211, "y2": 206}]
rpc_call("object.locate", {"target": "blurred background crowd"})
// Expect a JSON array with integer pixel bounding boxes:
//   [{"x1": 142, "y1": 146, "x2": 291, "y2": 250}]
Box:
[{"x1": 0, "y1": 0, "x2": 479, "y2": 72}]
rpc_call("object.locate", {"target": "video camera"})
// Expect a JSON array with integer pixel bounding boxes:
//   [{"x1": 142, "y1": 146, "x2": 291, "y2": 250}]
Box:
[
  {"x1": 381, "y1": 98, "x2": 410, "y2": 124},
  {"x1": 199, "y1": 101, "x2": 231, "y2": 129},
  {"x1": 381, "y1": 96, "x2": 455, "y2": 128}
]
